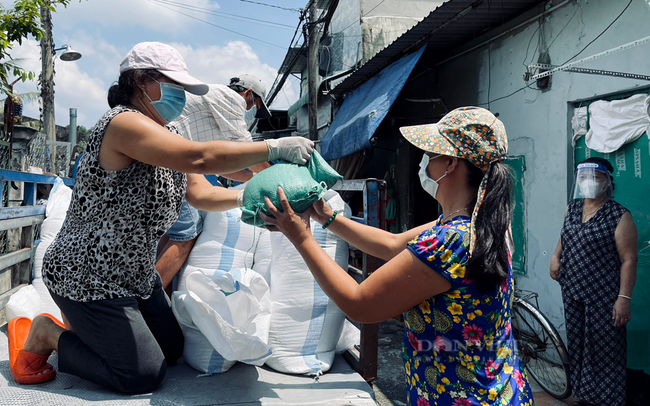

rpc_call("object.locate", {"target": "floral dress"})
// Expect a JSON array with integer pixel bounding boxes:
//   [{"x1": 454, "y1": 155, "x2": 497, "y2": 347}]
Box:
[{"x1": 403, "y1": 215, "x2": 534, "y2": 406}]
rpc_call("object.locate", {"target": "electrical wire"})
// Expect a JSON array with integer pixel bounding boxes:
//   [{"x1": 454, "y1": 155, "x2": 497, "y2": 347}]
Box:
[
  {"x1": 265, "y1": 9, "x2": 308, "y2": 106},
  {"x1": 487, "y1": 0, "x2": 491, "y2": 110},
  {"x1": 362, "y1": 0, "x2": 387, "y2": 19},
  {"x1": 150, "y1": 0, "x2": 295, "y2": 29},
  {"x1": 482, "y1": 0, "x2": 624, "y2": 108},
  {"x1": 521, "y1": 22, "x2": 541, "y2": 69},
  {"x1": 332, "y1": 0, "x2": 388, "y2": 36},
  {"x1": 147, "y1": 0, "x2": 286, "y2": 49},
  {"x1": 235, "y1": 0, "x2": 301, "y2": 13},
  {"x1": 561, "y1": 0, "x2": 633, "y2": 65},
  {"x1": 547, "y1": 1, "x2": 579, "y2": 49},
  {"x1": 476, "y1": 82, "x2": 539, "y2": 107}
]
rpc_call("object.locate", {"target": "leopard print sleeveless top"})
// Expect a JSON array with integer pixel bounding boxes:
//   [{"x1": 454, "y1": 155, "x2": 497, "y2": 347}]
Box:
[{"x1": 43, "y1": 106, "x2": 186, "y2": 302}]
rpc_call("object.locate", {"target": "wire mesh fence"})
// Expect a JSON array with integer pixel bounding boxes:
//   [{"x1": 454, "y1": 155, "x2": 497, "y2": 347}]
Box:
[
  {"x1": 0, "y1": 129, "x2": 72, "y2": 257},
  {"x1": 25, "y1": 133, "x2": 71, "y2": 177}
]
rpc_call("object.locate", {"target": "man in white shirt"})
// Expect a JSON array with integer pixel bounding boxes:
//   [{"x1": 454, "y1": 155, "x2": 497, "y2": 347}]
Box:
[
  {"x1": 157, "y1": 74, "x2": 272, "y2": 295},
  {"x1": 173, "y1": 74, "x2": 272, "y2": 180}
]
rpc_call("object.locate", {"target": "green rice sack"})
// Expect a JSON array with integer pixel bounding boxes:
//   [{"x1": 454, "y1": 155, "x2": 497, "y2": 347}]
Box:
[{"x1": 241, "y1": 150, "x2": 343, "y2": 227}]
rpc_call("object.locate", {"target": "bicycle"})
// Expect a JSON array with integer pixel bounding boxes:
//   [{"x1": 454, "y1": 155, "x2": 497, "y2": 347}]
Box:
[{"x1": 511, "y1": 289, "x2": 572, "y2": 399}]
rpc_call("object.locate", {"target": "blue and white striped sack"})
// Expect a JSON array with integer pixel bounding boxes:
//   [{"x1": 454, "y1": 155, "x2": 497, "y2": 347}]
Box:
[
  {"x1": 264, "y1": 190, "x2": 351, "y2": 375},
  {"x1": 172, "y1": 268, "x2": 272, "y2": 375},
  {"x1": 172, "y1": 202, "x2": 273, "y2": 375},
  {"x1": 177, "y1": 207, "x2": 272, "y2": 291}
]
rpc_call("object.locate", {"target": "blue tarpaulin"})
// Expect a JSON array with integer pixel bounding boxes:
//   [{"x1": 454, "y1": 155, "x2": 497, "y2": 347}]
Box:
[{"x1": 320, "y1": 45, "x2": 426, "y2": 161}]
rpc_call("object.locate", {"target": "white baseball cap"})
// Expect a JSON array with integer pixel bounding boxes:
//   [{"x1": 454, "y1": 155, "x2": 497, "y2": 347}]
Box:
[
  {"x1": 120, "y1": 42, "x2": 208, "y2": 96},
  {"x1": 230, "y1": 74, "x2": 271, "y2": 119}
]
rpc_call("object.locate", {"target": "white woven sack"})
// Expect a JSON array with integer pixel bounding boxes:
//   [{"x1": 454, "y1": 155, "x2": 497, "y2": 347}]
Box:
[
  {"x1": 33, "y1": 178, "x2": 71, "y2": 320},
  {"x1": 264, "y1": 190, "x2": 351, "y2": 375},
  {"x1": 175, "y1": 322, "x2": 236, "y2": 375},
  {"x1": 177, "y1": 208, "x2": 271, "y2": 291},
  {"x1": 172, "y1": 268, "x2": 272, "y2": 375},
  {"x1": 34, "y1": 178, "x2": 72, "y2": 279}
]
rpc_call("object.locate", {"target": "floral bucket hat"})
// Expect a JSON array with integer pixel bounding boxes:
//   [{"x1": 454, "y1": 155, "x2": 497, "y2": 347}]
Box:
[{"x1": 399, "y1": 106, "x2": 508, "y2": 252}]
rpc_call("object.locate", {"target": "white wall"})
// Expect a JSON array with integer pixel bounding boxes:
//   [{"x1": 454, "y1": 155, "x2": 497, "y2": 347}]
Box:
[
  {"x1": 360, "y1": 0, "x2": 444, "y2": 63},
  {"x1": 434, "y1": 0, "x2": 650, "y2": 328}
]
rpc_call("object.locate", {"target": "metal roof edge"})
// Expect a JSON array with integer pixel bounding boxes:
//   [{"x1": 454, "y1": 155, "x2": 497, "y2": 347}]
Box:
[{"x1": 330, "y1": 0, "x2": 546, "y2": 96}]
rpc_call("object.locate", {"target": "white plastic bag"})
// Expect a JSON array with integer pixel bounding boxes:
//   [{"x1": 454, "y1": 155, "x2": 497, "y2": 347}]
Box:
[
  {"x1": 335, "y1": 319, "x2": 361, "y2": 354},
  {"x1": 172, "y1": 268, "x2": 272, "y2": 375},
  {"x1": 585, "y1": 94, "x2": 650, "y2": 153},
  {"x1": 6, "y1": 285, "x2": 42, "y2": 320}
]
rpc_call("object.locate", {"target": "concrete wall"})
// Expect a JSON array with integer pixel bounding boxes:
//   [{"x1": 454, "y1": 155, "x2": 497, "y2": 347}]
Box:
[
  {"x1": 432, "y1": 0, "x2": 650, "y2": 328},
  {"x1": 360, "y1": 0, "x2": 443, "y2": 63},
  {"x1": 326, "y1": 0, "x2": 442, "y2": 74},
  {"x1": 328, "y1": 0, "x2": 363, "y2": 74}
]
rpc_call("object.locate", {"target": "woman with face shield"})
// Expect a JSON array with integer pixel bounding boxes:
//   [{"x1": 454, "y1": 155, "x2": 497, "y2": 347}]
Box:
[
  {"x1": 550, "y1": 157, "x2": 637, "y2": 406},
  {"x1": 260, "y1": 107, "x2": 534, "y2": 405},
  {"x1": 6, "y1": 42, "x2": 314, "y2": 392}
]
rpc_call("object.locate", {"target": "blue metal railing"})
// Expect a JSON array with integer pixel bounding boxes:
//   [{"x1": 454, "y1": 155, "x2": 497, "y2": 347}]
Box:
[{"x1": 0, "y1": 170, "x2": 73, "y2": 221}]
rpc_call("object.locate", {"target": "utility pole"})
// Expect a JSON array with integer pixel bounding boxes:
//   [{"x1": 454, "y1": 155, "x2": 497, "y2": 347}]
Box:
[
  {"x1": 307, "y1": 1, "x2": 319, "y2": 141},
  {"x1": 40, "y1": 1, "x2": 57, "y2": 173},
  {"x1": 40, "y1": 2, "x2": 55, "y2": 142}
]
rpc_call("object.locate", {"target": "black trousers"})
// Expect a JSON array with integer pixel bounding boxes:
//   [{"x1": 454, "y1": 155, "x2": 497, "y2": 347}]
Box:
[
  {"x1": 49, "y1": 275, "x2": 184, "y2": 394},
  {"x1": 563, "y1": 294, "x2": 627, "y2": 406}
]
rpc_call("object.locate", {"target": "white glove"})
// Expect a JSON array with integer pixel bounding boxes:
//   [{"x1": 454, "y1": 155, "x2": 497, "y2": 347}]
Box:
[{"x1": 266, "y1": 137, "x2": 314, "y2": 165}]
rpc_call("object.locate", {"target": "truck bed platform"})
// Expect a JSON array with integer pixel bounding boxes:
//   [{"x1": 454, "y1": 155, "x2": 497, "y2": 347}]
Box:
[{"x1": 0, "y1": 327, "x2": 376, "y2": 406}]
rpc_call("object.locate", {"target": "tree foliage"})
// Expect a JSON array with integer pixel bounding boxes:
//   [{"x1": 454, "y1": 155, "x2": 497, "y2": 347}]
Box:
[{"x1": 0, "y1": 0, "x2": 72, "y2": 95}]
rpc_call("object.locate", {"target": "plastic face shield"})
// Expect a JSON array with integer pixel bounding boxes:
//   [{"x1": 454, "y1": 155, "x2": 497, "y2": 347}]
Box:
[{"x1": 572, "y1": 163, "x2": 613, "y2": 200}]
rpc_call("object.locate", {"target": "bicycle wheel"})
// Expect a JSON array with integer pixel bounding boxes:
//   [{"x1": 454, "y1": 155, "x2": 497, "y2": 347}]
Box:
[{"x1": 511, "y1": 298, "x2": 572, "y2": 399}]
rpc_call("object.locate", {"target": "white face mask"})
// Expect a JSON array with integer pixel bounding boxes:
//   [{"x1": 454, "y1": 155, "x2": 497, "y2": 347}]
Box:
[
  {"x1": 244, "y1": 106, "x2": 257, "y2": 128},
  {"x1": 578, "y1": 179, "x2": 607, "y2": 199},
  {"x1": 418, "y1": 154, "x2": 447, "y2": 199}
]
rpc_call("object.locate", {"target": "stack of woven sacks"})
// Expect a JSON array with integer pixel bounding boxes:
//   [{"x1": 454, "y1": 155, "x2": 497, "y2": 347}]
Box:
[{"x1": 173, "y1": 152, "x2": 359, "y2": 376}]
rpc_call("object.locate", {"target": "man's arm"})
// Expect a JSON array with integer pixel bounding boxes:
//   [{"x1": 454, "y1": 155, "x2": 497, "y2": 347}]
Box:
[{"x1": 220, "y1": 162, "x2": 271, "y2": 182}]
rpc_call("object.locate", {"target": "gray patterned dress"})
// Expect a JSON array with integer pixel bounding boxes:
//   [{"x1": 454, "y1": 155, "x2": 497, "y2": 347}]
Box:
[
  {"x1": 43, "y1": 105, "x2": 187, "y2": 302},
  {"x1": 559, "y1": 199, "x2": 629, "y2": 406}
]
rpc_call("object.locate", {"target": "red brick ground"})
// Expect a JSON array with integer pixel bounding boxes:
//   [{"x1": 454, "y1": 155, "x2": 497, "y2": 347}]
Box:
[{"x1": 533, "y1": 390, "x2": 577, "y2": 405}]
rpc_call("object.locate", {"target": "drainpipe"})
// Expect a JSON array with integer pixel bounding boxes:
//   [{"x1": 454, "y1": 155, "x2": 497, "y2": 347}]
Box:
[{"x1": 69, "y1": 108, "x2": 77, "y2": 148}]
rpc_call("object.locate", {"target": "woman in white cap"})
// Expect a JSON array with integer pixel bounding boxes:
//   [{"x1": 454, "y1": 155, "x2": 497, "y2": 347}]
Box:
[
  {"x1": 262, "y1": 107, "x2": 534, "y2": 405},
  {"x1": 7, "y1": 42, "x2": 313, "y2": 392}
]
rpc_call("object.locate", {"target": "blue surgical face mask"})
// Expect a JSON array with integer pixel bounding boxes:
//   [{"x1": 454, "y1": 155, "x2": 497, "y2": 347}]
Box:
[{"x1": 143, "y1": 79, "x2": 186, "y2": 123}]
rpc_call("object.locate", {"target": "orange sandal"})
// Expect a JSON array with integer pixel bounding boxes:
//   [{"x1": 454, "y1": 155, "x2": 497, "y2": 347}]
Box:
[
  {"x1": 36, "y1": 313, "x2": 66, "y2": 329},
  {"x1": 8, "y1": 317, "x2": 56, "y2": 384}
]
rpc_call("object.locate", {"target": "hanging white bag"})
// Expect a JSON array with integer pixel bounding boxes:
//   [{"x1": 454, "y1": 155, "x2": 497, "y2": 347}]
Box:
[{"x1": 172, "y1": 267, "x2": 272, "y2": 375}]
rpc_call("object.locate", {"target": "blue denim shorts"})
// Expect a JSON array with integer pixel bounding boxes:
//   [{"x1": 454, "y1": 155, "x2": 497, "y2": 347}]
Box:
[{"x1": 166, "y1": 200, "x2": 203, "y2": 242}]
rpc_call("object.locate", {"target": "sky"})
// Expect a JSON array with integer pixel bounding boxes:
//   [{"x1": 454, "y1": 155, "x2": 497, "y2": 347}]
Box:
[{"x1": 2, "y1": 0, "x2": 307, "y2": 128}]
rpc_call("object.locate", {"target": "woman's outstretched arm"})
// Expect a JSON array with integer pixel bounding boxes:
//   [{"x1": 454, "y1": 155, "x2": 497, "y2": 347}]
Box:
[
  {"x1": 261, "y1": 188, "x2": 451, "y2": 323},
  {"x1": 309, "y1": 198, "x2": 437, "y2": 262}
]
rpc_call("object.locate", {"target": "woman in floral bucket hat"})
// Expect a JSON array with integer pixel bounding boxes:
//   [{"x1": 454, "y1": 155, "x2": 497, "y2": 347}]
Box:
[{"x1": 262, "y1": 106, "x2": 534, "y2": 405}]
